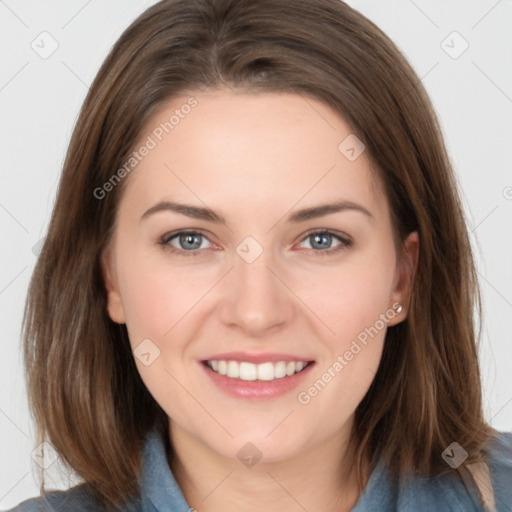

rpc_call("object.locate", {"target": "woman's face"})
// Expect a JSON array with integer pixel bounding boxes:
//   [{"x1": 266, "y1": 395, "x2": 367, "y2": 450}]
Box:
[{"x1": 102, "y1": 89, "x2": 418, "y2": 463}]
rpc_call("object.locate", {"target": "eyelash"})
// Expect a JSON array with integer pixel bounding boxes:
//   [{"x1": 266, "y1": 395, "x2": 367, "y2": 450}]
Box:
[{"x1": 158, "y1": 229, "x2": 352, "y2": 257}]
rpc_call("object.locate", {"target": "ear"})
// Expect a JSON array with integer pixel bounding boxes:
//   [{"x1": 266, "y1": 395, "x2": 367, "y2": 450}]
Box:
[
  {"x1": 100, "y1": 247, "x2": 126, "y2": 324},
  {"x1": 387, "y1": 231, "x2": 419, "y2": 326}
]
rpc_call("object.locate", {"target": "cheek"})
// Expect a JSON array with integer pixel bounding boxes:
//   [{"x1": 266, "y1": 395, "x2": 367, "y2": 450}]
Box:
[
  {"x1": 117, "y1": 232, "x2": 396, "y2": 353},
  {"x1": 113, "y1": 247, "x2": 208, "y2": 422},
  {"x1": 115, "y1": 245, "x2": 215, "y2": 344},
  {"x1": 295, "y1": 251, "x2": 396, "y2": 339},
  {"x1": 119, "y1": 275, "x2": 174, "y2": 344},
  {"x1": 294, "y1": 249, "x2": 395, "y2": 404}
]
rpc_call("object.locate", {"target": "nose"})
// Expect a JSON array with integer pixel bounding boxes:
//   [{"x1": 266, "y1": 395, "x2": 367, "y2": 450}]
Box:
[{"x1": 218, "y1": 246, "x2": 295, "y2": 338}]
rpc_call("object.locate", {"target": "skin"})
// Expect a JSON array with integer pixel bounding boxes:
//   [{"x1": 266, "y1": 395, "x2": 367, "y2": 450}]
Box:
[{"x1": 102, "y1": 89, "x2": 419, "y2": 512}]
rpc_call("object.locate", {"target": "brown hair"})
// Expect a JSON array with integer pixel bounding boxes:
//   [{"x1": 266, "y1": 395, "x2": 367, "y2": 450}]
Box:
[{"x1": 23, "y1": 0, "x2": 496, "y2": 508}]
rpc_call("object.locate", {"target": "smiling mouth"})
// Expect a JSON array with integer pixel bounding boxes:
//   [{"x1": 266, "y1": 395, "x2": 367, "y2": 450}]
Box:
[{"x1": 203, "y1": 360, "x2": 314, "y2": 382}]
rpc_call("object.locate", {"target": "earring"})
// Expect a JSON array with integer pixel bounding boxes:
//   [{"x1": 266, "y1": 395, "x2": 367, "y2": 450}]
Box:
[{"x1": 394, "y1": 303, "x2": 403, "y2": 314}]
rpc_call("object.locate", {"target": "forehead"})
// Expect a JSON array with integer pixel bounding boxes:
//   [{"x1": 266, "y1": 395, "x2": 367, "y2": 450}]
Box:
[{"x1": 121, "y1": 90, "x2": 387, "y2": 220}]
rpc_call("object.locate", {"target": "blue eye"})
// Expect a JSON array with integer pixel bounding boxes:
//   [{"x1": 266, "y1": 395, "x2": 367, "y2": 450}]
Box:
[
  {"x1": 159, "y1": 229, "x2": 351, "y2": 257},
  {"x1": 160, "y1": 231, "x2": 212, "y2": 256},
  {"x1": 299, "y1": 230, "x2": 351, "y2": 255}
]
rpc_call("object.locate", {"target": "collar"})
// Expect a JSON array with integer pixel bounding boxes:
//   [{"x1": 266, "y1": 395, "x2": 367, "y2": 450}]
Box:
[
  {"x1": 139, "y1": 428, "x2": 192, "y2": 512},
  {"x1": 135, "y1": 426, "x2": 389, "y2": 512},
  {"x1": 135, "y1": 427, "x2": 510, "y2": 511}
]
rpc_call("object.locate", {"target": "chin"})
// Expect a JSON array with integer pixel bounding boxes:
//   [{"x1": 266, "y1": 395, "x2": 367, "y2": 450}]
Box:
[{"x1": 207, "y1": 425, "x2": 310, "y2": 464}]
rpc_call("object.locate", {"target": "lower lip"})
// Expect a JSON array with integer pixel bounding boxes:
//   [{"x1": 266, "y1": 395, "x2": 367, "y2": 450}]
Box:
[{"x1": 200, "y1": 362, "x2": 315, "y2": 399}]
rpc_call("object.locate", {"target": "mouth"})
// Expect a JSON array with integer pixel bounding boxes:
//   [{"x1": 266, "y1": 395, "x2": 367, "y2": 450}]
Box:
[
  {"x1": 203, "y1": 359, "x2": 314, "y2": 381},
  {"x1": 200, "y1": 355, "x2": 315, "y2": 399}
]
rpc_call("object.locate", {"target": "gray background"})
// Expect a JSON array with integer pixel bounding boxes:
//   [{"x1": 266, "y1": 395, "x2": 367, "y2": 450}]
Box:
[{"x1": 1, "y1": 0, "x2": 511, "y2": 508}]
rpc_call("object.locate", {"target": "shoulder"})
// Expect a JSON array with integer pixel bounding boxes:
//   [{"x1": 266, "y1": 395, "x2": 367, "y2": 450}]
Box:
[
  {"x1": 406, "y1": 431, "x2": 512, "y2": 512},
  {"x1": 354, "y1": 431, "x2": 512, "y2": 512},
  {"x1": 1, "y1": 483, "x2": 141, "y2": 512},
  {"x1": 2, "y1": 484, "x2": 100, "y2": 512},
  {"x1": 484, "y1": 430, "x2": 512, "y2": 510}
]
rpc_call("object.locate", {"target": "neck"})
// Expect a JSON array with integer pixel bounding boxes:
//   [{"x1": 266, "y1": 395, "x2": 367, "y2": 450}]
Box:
[{"x1": 167, "y1": 420, "x2": 369, "y2": 512}]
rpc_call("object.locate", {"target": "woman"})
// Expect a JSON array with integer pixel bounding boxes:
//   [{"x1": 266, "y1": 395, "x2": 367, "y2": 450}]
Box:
[{"x1": 7, "y1": 0, "x2": 512, "y2": 511}]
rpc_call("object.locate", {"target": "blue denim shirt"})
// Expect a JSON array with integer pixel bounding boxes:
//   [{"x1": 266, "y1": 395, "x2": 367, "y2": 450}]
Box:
[{"x1": 4, "y1": 429, "x2": 512, "y2": 511}]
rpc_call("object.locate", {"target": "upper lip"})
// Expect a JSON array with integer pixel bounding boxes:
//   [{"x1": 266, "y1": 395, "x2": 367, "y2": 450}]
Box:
[{"x1": 202, "y1": 352, "x2": 314, "y2": 364}]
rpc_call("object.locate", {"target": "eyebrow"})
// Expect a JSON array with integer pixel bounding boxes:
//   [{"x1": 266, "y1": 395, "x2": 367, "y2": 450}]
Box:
[{"x1": 140, "y1": 200, "x2": 373, "y2": 224}]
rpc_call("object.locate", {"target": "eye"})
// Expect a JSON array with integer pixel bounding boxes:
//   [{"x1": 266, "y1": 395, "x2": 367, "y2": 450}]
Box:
[
  {"x1": 159, "y1": 229, "x2": 352, "y2": 257},
  {"x1": 298, "y1": 230, "x2": 352, "y2": 255},
  {"x1": 160, "y1": 230, "x2": 213, "y2": 256}
]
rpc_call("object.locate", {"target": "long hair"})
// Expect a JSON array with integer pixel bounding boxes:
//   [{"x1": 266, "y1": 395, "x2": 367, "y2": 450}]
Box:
[{"x1": 23, "y1": 0, "x2": 495, "y2": 508}]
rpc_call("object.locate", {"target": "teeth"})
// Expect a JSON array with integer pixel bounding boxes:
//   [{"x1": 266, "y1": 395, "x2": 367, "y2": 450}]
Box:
[
  {"x1": 257, "y1": 362, "x2": 274, "y2": 381},
  {"x1": 218, "y1": 360, "x2": 227, "y2": 375},
  {"x1": 206, "y1": 360, "x2": 310, "y2": 381},
  {"x1": 227, "y1": 361, "x2": 239, "y2": 378},
  {"x1": 240, "y1": 362, "x2": 257, "y2": 381},
  {"x1": 274, "y1": 361, "x2": 286, "y2": 378}
]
